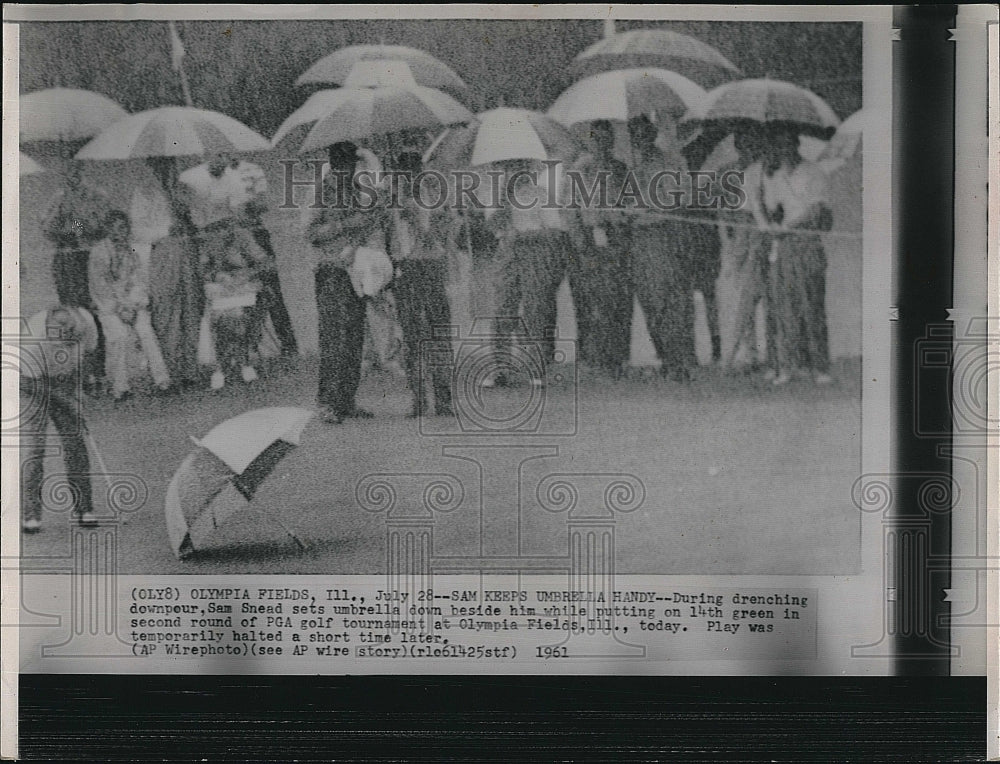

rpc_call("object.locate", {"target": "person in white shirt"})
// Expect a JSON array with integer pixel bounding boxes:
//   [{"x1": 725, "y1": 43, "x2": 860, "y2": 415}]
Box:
[
  {"x1": 744, "y1": 126, "x2": 834, "y2": 385},
  {"x1": 89, "y1": 211, "x2": 172, "y2": 401}
]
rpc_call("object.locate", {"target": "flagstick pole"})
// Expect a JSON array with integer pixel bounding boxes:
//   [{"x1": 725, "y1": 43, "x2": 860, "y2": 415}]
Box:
[{"x1": 168, "y1": 21, "x2": 194, "y2": 107}]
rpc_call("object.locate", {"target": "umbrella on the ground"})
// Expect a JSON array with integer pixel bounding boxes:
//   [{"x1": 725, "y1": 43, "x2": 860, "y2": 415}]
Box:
[
  {"x1": 569, "y1": 29, "x2": 740, "y2": 89},
  {"x1": 297, "y1": 43, "x2": 467, "y2": 94},
  {"x1": 19, "y1": 152, "x2": 45, "y2": 176},
  {"x1": 75, "y1": 106, "x2": 270, "y2": 160},
  {"x1": 272, "y1": 86, "x2": 472, "y2": 154},
  {"x1": 549, "y1": 68, "x2": 707, "y2": 127},
  {"x1": 683, "y1": 78, "x2": 840, "y2": 140},
  {"x1": 426, "y1": 107, "x2": 580, "y2": 168},
  {"x1": 165, "y1": 406, "x2": 314, "y2": 558},
  {"x1": 19, "y1": 87, "x2": 128, "y2": 144}
]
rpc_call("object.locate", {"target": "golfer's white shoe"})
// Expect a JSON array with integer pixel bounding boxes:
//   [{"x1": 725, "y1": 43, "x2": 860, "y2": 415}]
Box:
[
  {"x1": 78, "y1": 512, "x2": 97, "y2": 526},
  {"x1": 241, "y1": 365, "x2": 258, "y2": 383},
  {"x1": 210, "y1": 371, "x2": 226, "y2": 390},
  {"x1": 22, "y1": 518, "x2": 41, "y2": 533}
]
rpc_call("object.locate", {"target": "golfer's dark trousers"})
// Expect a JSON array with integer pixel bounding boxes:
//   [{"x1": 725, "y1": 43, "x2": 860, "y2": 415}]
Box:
[
  {"x1": 315, "y1": 264, "x2": 366, "y2": 416},
  {"x1": 249, "y1": 225, "x2": 299, "y2": 355},
  {"x1": 393, "y1": 259, "x2": 453, "y2": 413},
  {"x1": 19, "y1": 376, "x2": 93, "y2": 523},
  {"x1": 631, "y1": 220, "x2": 697, "y2": 373},
  {"x1": 52, "y1": 246, "x2": 106, "y2": 383},
  {"x1": 567, "y1": 225, "x2": 633, "y2": 373}
]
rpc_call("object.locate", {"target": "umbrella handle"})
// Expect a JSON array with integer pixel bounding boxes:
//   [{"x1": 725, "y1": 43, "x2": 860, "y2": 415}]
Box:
[{"x1": 256, "y1": 505, "x2": 307, "y2": 551}]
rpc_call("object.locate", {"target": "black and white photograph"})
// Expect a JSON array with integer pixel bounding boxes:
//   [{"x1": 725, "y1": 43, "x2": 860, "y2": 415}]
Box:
[
  {"x1": 12, "y1": 15, "x2": 866, "y2": 576},
  {"x1": 4, "y1": 4, "x2": 996, "y2": 759}
]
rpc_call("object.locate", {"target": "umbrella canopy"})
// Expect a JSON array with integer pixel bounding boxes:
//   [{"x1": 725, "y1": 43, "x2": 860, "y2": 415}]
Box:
[
  {"x1": 164, "y1": 407, "x2": 313, "y2": 557},
  {"x1": 683, "y1": 78, "x2": 840, "y2": 139},
  {"x1": 427, "y1": 107, "x2": 579, "y2": 168},
  {"x1": 549, "y1": 68, "x2": 707, "y2": 127},
  {"x1": 19, "y1": 87, "x2": 128, "y2": 143},
  {"x1": 297, "y1": 43, "x2": 467, "y2": 94},
  {"x1": 821, "y1": 108, "x2": 866, "y2": 162},
  {"x1": 19, "y1": 152, "x2": 45, "y2": 177},
  {"x1": 570, "y1": 29, "x2": 740, "y2": 89},
  {"x1": 273, "y1": 86, "x2": 472, "y2": 154},
  {"x1": 75, "y1": 106, "x2": 270, "y2": 160}
]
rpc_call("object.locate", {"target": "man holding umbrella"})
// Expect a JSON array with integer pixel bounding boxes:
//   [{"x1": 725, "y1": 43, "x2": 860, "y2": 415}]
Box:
[
  {"x1": 307, "y1": 141, "x2": 390, "y2": 424},
  {"x1": 387, "y1": 151, "x2": 455, "y2": 418},
  {"x1": 41, "y1": 164, "x2": 110, "y2": 392},
  {"x1": 568, "y1": 119, "x2": 633, "y2": 376}
]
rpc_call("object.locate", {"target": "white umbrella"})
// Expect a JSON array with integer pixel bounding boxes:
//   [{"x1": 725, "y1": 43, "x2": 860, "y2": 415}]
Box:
[
  {"x1": 297, "y1": 43, "x2": 467, "y2": 94},
  {"x1": 549, "y1": 68, "x2": 707, "y2": 127},
  {"x1": 271, "y1": 86, "x2": 472, "y2": 154},
  {"x1": 76, "y1": 106, "x2": 270, "y2": 160},
  {"x1": 19, "y1": 152, "x2": 45, "y2": 177},
  {"x1": 19, "y1": 87, "x2": 128, "y2": 143}
]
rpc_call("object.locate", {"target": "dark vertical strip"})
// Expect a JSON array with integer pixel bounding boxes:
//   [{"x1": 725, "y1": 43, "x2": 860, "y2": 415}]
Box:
[{"x1": 893, "y1": 5, "x2": 956, "y2": 675}]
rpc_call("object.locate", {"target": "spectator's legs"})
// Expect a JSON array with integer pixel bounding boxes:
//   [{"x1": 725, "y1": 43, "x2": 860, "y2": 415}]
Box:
[
  {"x1": 133, "y1": 309, "x2": 171, "y2": 387},
  {"x1": 99, "y1": 313, "x2": 131, "y2": 398}
]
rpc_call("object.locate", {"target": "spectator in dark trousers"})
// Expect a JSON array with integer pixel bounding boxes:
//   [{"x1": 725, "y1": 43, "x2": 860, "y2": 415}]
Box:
[
  {"x1": 486, "y1": 160, "x2": 572, "y2": 387},
  {"x1": 387, "y1": 152, "x2": 454, "y2": 417},
  {"x1": 307, "y1": 141, "x2": 389, "y2": 424},
  {"x1": 627, "y1": 115, "x2": 697, "y2": 382},
  {"x1": 41, "y1": 164, "x2": 109, "y2": 392},
  {"x1": 568, "y1": 120, "x2": 633, "y2": 376},
  {"x1": 20, "y1": 306, "x2": 99, "y2": 532}
]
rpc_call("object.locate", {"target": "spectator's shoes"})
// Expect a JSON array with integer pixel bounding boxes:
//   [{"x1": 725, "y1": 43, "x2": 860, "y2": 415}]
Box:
[
  {"x1": 814, "y1": 372, "x2": 833, "y2": 386},
  {"x1": 111, "y1": 390, "x2": 132, "y2": 404},
  {"x1": 22, "y1": 518, "x2": 41, "y2": 533},
  {"x1": 210, "y1": 371, "x2": 226, "y2": 391},
  {"x1": 343, "y1": 407, "x2": 374, "y2": 420},
  {"x1": 319, "y1": 407, "x2": 343, "y2": 425},
  {"x1": 240, "y1": 365, "x2": 258, "y2": 383},
  {"x1": 771, "y1": 370, "x2": 792, "y2": 386}
]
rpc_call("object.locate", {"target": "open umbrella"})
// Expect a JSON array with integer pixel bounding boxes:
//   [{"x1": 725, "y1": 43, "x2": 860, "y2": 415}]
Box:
[
  {"x1": 75, "y1": 106, "x2": 270, "y2": 160},
  {"x1": 273, "y1": 86, "x2": 472, "y2": 154},
  {"x1": 820, "y1": 108, "x2": 866, "y2": 164},
  {"x1": 19, "y1": 152, "x2": 45, "y2": 177},
  {"x1": 683, "y1": 78, "x2": 840, "y2": 139},
  {"x1": 427, "y1": 107, "x2": 579, "y2": 168},
  {"x1": 297, "y1": 43, "x2": 467, "y2": 94},
  {"x1": 570, "y1": 29, "x2": 740, "y2": 89},
  {"x1": 549, "y1": 68, "x2": 707, "y2": 127},
  {"x1": 165, "y1": 407, "x2": 314, "y2": 558},
  {"x1": 19, "y1": 87, "x2": 128, "y2": 144}
]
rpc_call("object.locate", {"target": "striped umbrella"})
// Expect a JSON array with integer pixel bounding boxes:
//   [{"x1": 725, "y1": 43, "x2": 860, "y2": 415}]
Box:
[
  {"x1": 165, "y1": 407, "x2": 313, "y2": 558},
  {"x1": 75, "y1": 106, "x2": 270, "y2": 160},
  {"x1": 549, "y1": 68, "x2": 707, "y2": 127},
  {"x1": 273, "y1": 86, "x2": 472, "y2": 154},
  {"x1": 683, "y1": 78, "x2": 840, "y2": 139},
  {"x1": 427, "y1": 107, "x2": 580, "y2": 168},
  {"x1": 570, "y1": 30, "x2": 740, "y2": 89},
  {"x1": 297, "y1": 43, "x2": 467, "y2": 95},
  {"x1": 19, "y1": 87, "x2": 128, "y2": 143}
]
